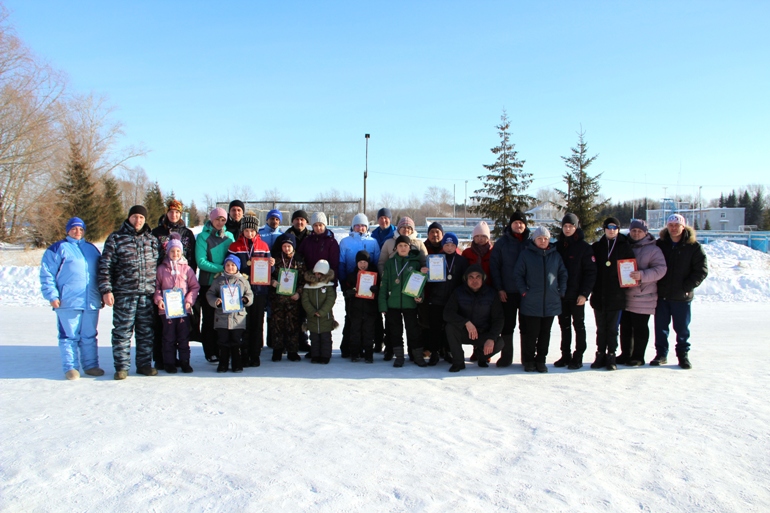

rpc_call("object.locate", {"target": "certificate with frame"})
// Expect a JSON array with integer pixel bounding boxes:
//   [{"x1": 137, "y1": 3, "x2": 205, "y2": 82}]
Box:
[
  {"x1": 250, "y1": 257, "x2": 271, "y2": 286},
  {"x1": 163, "y1": 289, "x2": 186, "y2": 319},
  {"x1": 355, "y1": 271, "x2": 378, "y2": 299},
  {"x1": 427, "y1": 254, "x2": 447, "y2": 282},
  {"x1": 276, "y1": 268, "x2": 299, "y2": 296},
  {"x1": 617, "y1": 259, "x2": 639, "y2": 288},
  {"x1": 402, "y1": 270, "x2": 427, "y2": 298},
  {"x1": 221, "y1": 284, "x2": 243, "y2": 312}
]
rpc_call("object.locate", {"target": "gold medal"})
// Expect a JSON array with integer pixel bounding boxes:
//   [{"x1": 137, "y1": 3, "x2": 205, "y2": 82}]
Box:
[
  {"x1": 605, "y1": 261, "x2": 611, "y2": 267},
  {"x1": 246, "y1": 260, "x2": 251, "y2": 266}
]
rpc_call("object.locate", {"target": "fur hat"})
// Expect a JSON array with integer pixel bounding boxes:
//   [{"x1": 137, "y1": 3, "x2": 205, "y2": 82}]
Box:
[
  {"x1": 561, "y1": 213, "x2": 579, "y2": 227},
  {"x1": 128, "y1": 205, "x2": 148, "y2": 219},
  {"x1": 266, "y1": 209, "x2": 282, "y2": 222},
  {"x1": 65, "y1": 217, "x2": 86, "y2": 233},
  {"x1": 228, "y1": 200, "x2": 245, "y2": 213},
  {"x1": 240, "y1": 214, "x2": 259, "y2": 232},
  {"x1": 531, "y1": 226, "x2": 551, "y2": 240},
  {"x1": 352, "y1": 213, "x2": 369, "y2": 227},
  {"x1": 224, "y1": 254, "x2": 241, "y2": 272},
  {"x1": 629, "y1": 219, "x2": 648, "y2": 233},
  {"x1": 428, "y1": 221, "x2": 444, "y2": 234},
  {"x1": 603, "y1": 217, "x2": 621, "y2": 229},
  {"x1": 165, "y1": 232, "x2": 184, "y2": 253},
  {"x1": 166, "y1": 199, "x2": 183, "y2": 212},
  {"x1": 397, "y1": 217, "x2": 415, "y2": 229},
  {"x1": 395, "y1": 234, "x2": 412, "y2": 247},
  {"x1": 311, "y1": 212, "x2": 328, "y2": 226},
  {"x1": 377, "y1": 208, "x2": 392, "y2": 220},
  {"x1": 667, "y1": 213, "x2": 686, "y2": 226},
  {"x1": 313, "y1": 259, "x2": 330, "y2": 274},
  {"x1": 441, "y1": 232, "x2": 459, "y2": 246},
  {"x1": 472, "y1": 221, "x2": 491, "y2": 238},
  {"x1": 355, "y1": 250, "x2": 370, "y2": 263},
  {"x1": 292, "y1": 210, "x2": 309, "y2": 223},
  {"x1": 209, "y1": 207, "x2": 227, "y2": 221}
]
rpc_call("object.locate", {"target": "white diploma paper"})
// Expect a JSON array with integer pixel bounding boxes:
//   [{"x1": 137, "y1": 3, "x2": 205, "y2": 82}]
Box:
[
  {"x1": 427, "y1": 254, "x2": 446, "y2": 282},
  {"x1": 221, "y1": 284, "x2": 243, "y2": 312},
  {"x1": 163, "y1": 289, "x2": 186, "y2": 319}
]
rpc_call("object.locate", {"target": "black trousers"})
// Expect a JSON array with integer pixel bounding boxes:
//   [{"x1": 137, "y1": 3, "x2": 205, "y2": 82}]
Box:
[
  {"x1": 243, "y1": 294, "x2": 267, "y2": 362},
  {"x1": 499, "y1": 293, "x2": 522, "y2": 364},
  {"x1": 620, "y1": 310, "x2": 651, "y2": 361},
  {"x1": 217, "y1": 328, "x2": 244, "y2": 348},
  {"x1": 199, "y1": 285, "x2": 218, "y2": 359},
  {"x1": 446, "y1": 323, "x2": 503, "y2": 365},
  {"x1": 420, "y1": 303, "x2": 447, "y2": 354},
  {"x1": 348, "y1": 310, "x2": 376, "y2": 357},
  {"x1": 594, "y1": 309, "x2": 621, "y2": 354},
  {"x1": 386, "y1": 309, "x2": 420, "y2": 354},
  {"x1": 310, "y1": 332, "x2": 333, "y2": 359},
  {"x1": 557, "y1": 300, "x2": 587, "y2": 356},
  {"x1": 520, "y1": 315, "x2": 554, "y2": 364}
]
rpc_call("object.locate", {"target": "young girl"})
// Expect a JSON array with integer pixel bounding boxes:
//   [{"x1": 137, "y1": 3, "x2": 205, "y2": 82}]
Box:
[
  {"x1": 206, "y1": 255, "x2": 254, "y2": 373},
  {"x1": 301, "y1": 260, "x2": 337, "y2": 364},
  {"x1": 343, "y1": 250, "x2": 380, "y2": 363},
  {"x1": 269, "y1": 234, "x2": 306, "y2": 362},
  {"x1": 153, "y1": 234, "x2": 200, "y2": 374}
]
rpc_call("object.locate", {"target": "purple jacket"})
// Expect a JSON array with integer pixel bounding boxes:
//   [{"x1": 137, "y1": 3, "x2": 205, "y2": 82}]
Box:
[
  {"x1": 625, "y1": 233, "x2": 667, "y2": 315},
  {"x1": 297, "y1": 229, "x2": 340, "y2": 285},
  {"x1": 153, "y1": 257, "x2": 200, "y2": 315}
]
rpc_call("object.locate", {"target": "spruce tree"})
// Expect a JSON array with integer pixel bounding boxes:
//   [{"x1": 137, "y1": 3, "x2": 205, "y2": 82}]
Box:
[
  {"x1": 704, "y1": 218, "x2": 712, "y2": 230},
  {"x1": 188, "y1": 200, "x2": 201, "y2": 227},
  {"x1": 143, "y1": 182, "x2": 165, "y2": 227},
  {"x1": 471, "y1": 111, "x2": 534, "y2": 237},
  {"x1": 555, "y1": 129, "x2": 608, "y2": 237},
  {"x1": 102, "y1": 176, "x2": 125, "y2": 234},
  {"x1": 58, "y1": 142, "x2": 101, "y2": 241}
]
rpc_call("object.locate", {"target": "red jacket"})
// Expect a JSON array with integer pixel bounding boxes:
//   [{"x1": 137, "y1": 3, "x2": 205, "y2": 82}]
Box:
[{"x1": 462, "y1": 243, "x2": 494, "y2": 285}]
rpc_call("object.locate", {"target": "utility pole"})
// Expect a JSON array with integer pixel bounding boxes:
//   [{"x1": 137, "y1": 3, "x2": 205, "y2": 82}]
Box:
[
  {"x1": 464, "y1": 180, "x2": 468, "y2": 227},
  {"x1": 453, "y1": 184, "x2": 456, "y2": 218},
  {"x1": 364, "y1": 134, "x2": 370, "y2": 215}
]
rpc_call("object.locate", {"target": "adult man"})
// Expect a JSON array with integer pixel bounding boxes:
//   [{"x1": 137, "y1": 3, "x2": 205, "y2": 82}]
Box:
[
  {"x1": 272, "y1": 210, "x2": 310, "y2": 259},
  {"x1": 378, "y1": 217, "x2": 428, "y2": 275},
  {"x1": 225, "y1": 200, "x2": 245, "y2": 240},
  {"x1": 424, "y1": 222, "x2": 444, "y2": 255},
  {"x1": 443, "y1": 265, "x2": 505, "y2": 372},
  {"x1": 652, "y1": 214, "x2": 708, "y2": 369},
  {"x1": 258, "y1": 209, "x2": 284, "y2": 249},
  {"x1": 489, "y1": 210, "x2": 530, "y2": 367},
  {"x1": 98, "y1": 205, "x2": 159, "y2": 380},
  {"x1": 371, "y1": 208, "x2": 396, "y2": 249}
]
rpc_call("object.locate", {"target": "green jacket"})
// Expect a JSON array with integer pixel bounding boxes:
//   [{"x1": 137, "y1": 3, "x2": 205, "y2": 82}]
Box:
[
  {"x1": 196, "y1": 221, "x2": 235, "y2": 286},
  {"x1": 378, "y1": 250, "x2": 423, "y2": 312},
  {"x1": 301, "y1": 269, "x2": 337, "y2": 334}
]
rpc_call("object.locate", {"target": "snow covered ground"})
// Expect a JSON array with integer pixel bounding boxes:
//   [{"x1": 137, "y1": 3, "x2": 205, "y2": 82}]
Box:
[{"x1": 1, "y1": 239, "x2": 769, "y2": 511}]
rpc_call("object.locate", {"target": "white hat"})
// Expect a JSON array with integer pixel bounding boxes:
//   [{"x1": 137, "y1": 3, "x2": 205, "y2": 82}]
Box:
[
  {"x1": 313, "y1": 259, "x2": 330, "y2": 274},
  {"x1": 311, "y1": 212, "x2": 328, "y2": 226},
  {"x1": 352, "y1": 213, "x2": 369, "y2": 227}
]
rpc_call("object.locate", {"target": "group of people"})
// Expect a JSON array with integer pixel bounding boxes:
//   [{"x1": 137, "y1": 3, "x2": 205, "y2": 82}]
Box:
[{"x1": 39, "y1": 198, "x2": 708, "y2": 380}]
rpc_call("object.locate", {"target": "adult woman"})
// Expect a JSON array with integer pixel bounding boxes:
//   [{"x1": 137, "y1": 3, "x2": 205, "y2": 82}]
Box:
[
  {"x1": 297, "y1": 212, "x2": 340, "y2": 286},
  {"x1": 40, "y1": 217, "x2": 104, "y2": 380}
]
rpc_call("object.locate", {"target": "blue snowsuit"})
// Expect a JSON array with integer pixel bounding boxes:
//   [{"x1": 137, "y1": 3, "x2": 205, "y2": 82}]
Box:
[{"x1": 40, "y1": 236, "x2": 103, "y2": 373}]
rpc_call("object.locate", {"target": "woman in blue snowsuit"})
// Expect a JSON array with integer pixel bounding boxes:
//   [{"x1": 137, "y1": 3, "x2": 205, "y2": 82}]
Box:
[{"x1": 39, "y1": 217, "x2": 104, "y2": 380}]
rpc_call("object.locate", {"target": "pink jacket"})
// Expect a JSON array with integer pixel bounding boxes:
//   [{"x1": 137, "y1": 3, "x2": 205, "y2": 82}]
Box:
[
  {"x1": 625, "y1": 233, "x2": 667, "y2": 315},
  {"x1": 153, "y1": 257, "x2": 200, "y2": 315}
]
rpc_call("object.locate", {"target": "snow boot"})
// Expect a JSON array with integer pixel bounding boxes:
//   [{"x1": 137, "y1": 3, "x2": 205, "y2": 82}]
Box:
[
  {"x1": 84, "y1": 367, "x2": 104, "y2": 377},
  {"x1": 626, "y1": 359, "x2": 644, "y2": 367},
  {"x1": 383, "y1": 346, "x2": 394, "y2": 362},
  {"x1": 523, "y1": 362, "x2": 537, "y2": 372},
  {"x1": 615, "y1": 353, "x2": 629, "y2": 365},
  {"x1": 449, "y1": 362, "x2": 466, "y2": 372},
  {"x1": 412, "y1": 348, "x2": 427, "y2": 367},
  {"x1": 590, "y1": 352, "x2": 606, "y2": 369},
  {"x1": 137, "y1": 366, "x2": 158, "y2": 376},
  {"x1": 287, "y1": 352, "x2": 301, "y2": 362},
  {"x1": 427, "y1": 351, "x2": 440, "y2": 366},
  {"x1": 496, "y1": 334, "x2": 514, "y2": 368},
  {"x1": 393, "y1": 346, "x2": 405, "y2": 368},
  {"x1": 677, "y1": 352, "x2": 692, "y2": 370},
  {"x1": 231, "y1": 348, "x2": 243, "y2": 373},
  {"x1": 217, "y1": 347, "x2": 230, "y2": 373},
  {"x1": 536, "y1": 362, "x2": 548, "y2": 373},
  {"x1": 553, "y1": 353, "x2": 571, "y2": 368},
  {"x1": 650, "y1": 354, "x2": 667, "y2": 366},
  {"x1": 164, "y1": 363, "x2": 177, "y2": 374},
  {"x1": 180, "y1": 360, "x2": 193, "y2": 373},
  {"x1": 568, "y1": 352, "x2": 583, "y2": 370},
  {"x1": 272, "y1": 348, "x2": 283, "y2": 362},
  {"x1": 65, "y1": 369, "x2": 80, "y2": 380},
  {"x1": 114, "y1": 370, "x2": 128, "y2": 380},
  {"x1": 606, "y1": 353, "x2": 617, "y2": 371}
]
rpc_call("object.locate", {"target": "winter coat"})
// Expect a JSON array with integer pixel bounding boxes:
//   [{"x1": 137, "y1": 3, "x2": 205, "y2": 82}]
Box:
[
  {"x1": 424, "y1": 252, "x2": 468, "y2": 306},
  {"x1": 40, "y1": 236, "x2": 102, "y2": 310},
  {"x1": 206, "y1": 272, "x2": 254, "y2": 330},
  {"x1": 258, "y1": 224, "x2": 284, "y2": 249},
  {"x1": 151, "y1": 215, "x2": 197, "y2": 271},
  {"x1": 269, "y1": 252, "x2": 307, "y2": 344},
  {"x1": 371, "y1": 224, "x2": 396, "y2": 249},
  {"x1": 153, "y1": 256, "x2": 200, "y2": 316},
  {"x1": 462, "y1": 242, "x2": 494, "y2": 286},
  {"x1": 338, "y1": 231, "x2": 381, "y2": 285},
  {"x1": 656, "y1": 226, "x2": 709, "y2": 302},
  {"x1": 301, "y1": 269, "x2": 337, "y2": 334},
  {"x1": 443, "y1": 280, "x2": 505, "y2": 343},
  {"x1": 225, "y1": 217, "x2": 241, "y2": 241},
  {"x1": 344, "y1": 263, "x2": 380, "y2": 317},
  {"x1": 624, "y1": 233, "x2": 667, "y2": 315},
  {"x1": 228, "y1": 234, "x2": 272, "y2": 295},
  {"x1": 490, "y1": 226, "x2": 531, "y2": 293},
  {"x1": 195, "y1": 221, "x2": 235, "y2": 287},
  {"x1": 514, "y1": 243, "x2": 568, "y2": 317},
  {"x1": 272, "y1": 227, "x2": 310, "y2": 259},
  {"x1": 590, "y1": 233, "x2": 636, "y2": 311},
  {"x1": 378, "y1": 249, "x2": 423, "y2": 312},
  {"x1": 378, "y1": 231, "x2": 428, "y2": 275},
  {"x1": 555, "y1": 228, "x2": 596, "y2": 301},
  {"x1": 298, "y1": 229, "x2": 340, "y2": 285},
  {"x1": 98, "y1": 220, "x2": 159, "y2": 296}
]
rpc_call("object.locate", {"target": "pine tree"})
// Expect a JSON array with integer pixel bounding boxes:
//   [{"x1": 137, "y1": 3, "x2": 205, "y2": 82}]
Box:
[
  {"x1": 726, "y1": 190, "x2": 737, "y2": 208},
  {"x1": 719, "y1": 193, "x2": 725, "y2": 208},
  {"x1": 693, "y1": 219, "x2": 700, "y2": 230},
  {"x1": 143, "y1": 182, "x2": 165, "y2": 227},
  {"x1": 188, "y1": 200, "x2": 201, "y2": 227},
  {"x1": 704, "y1": 218, "x2": 712, "y2": 230},
  {"x1": 102, "y1": 176, "x2": 125, "y2": 234},
  {"x1": 58, "y1": 142, "x2": 101, "y2": 241},
  {"x1": 555, "y1": 129, "x2": 608, "y2": 237},
  {"x1": 470, "y1": 111, "x2": 534, "y2": 237}
]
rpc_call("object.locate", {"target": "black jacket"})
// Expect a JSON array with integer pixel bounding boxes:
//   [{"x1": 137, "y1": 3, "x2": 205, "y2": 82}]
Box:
[
  {"x1": 489, "y1": 226, "x2": 531, "y2": 293},
  {"x1": 514, "y1": 243, "x2": 568, "y2": 317},
  {"x1": 151, "y1": 215, "x2": 197, "y2": 272},
  {"x1": 443, "y1": 280, "x2": 504, "y2": 342},
  {"x1": 272, "y1": 227, "x2": 310, "y2": 259},
  {"x1": 556, "y1": 228, "x2": 596, "y2": 301},
  {"x1": 590, "y1": 233, "x2": 635, "y2": 311},
  {"x1": 656, "y1": 226, "x2": 708, "y2": 302},
  {"x1": 424, "y1": 252, "x2": 469, "y2": 306},
  {"x1": 344, "y1": 263, "x2": 380, "y2": 317}
]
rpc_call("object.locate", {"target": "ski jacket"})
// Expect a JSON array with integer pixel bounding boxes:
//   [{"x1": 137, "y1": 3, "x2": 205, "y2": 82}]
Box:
[
  {"x1": 624, "y1": 233, "x2": 667, "y2": 315},
  {"x1": 206, "y1": 272, "x2": 254, "y2": 330},
  {"x1": 98, "y1": 221, "x2": 159, "y2": 296},
  {"x1": 371, "y1": 224, "x2": 396, "y2": 249},
  {"x1": 338, "y1": 231, "x2": 381, "y2": 284},
  {"x1": 378, "y1": 250, "x2": 423, "y2": 312},
  {"x1": 40, "y1": 236, "x2": 102, "y2": 310},
  {"x1": 590, "y1": 233, "x2": 636, "y2": 311},
  {"x1": 153, "y1": 256, "x2": 200, "y2": 315},
  {"x1": 443, "y1": 274, "x2": 504, "y2": 343},
  {"x1": 555, "y1": 228, "x2": 596, "y2": 301},
  {"x1": 151, "y1": 216, "x2": 197, "y2": 271},
  {"x1": 378, "y1": 231, "x2": 428, "y2": 275},
  {"x1": 258, "y1": 224, "x2": 284, "y2": 249},
  {"x1": 514, "y1": 243, "x2": 568, "y2": 317},
  {"x1": 228, "y1": 234, "x2": 272, "y2": 295},
  {"x1": 298, "y1": 229, "x2": 340, "y2": 285},
  {"x1": 195, "y1": 221, "x2": 235, "y2": 287},
  {"x1": 490, "y1": 226, "x2": 531, "y2": 293},
  {"x1": 301, "y1": 269, "x2": 337, "y2": 334},
  {"x1": 655, "y1": 226, "x2": 708, "y2": 302}
]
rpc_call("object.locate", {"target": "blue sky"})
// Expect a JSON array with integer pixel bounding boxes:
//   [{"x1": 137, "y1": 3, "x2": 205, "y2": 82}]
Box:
[{"x1": 5, "y1": 1, "x2": 769, "y2": 209}]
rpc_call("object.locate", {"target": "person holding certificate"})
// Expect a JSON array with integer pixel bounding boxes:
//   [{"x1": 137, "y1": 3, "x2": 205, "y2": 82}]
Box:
[
  {"x1": 153, "y1": 234, "x2": 200, "y2": 374},
  {"x1": 301, "y1": 260, "x2": 338, "y2": 364},
  {"x1": 342, "y1": 250, "x2": 380, "y2": 363},
  {"x1": 269, "y1": 234, "x2": 306, "y2": 362},
  {"x1": 618, "y1": 220, "x2": 667, "y2": 367}
]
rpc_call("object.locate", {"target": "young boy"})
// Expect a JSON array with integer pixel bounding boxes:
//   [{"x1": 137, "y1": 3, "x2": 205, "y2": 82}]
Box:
[
  {"x1": 269, "y1": 234, "x2": 306, "y2": 362},
  {"x1": 206, "y1": 255, "x2": 254, "y2": 373},
  {"x1": 343, "y1": 250, "x2": 380, "y2": 363},
  {"x1": 301, "y1": 260, "x2": 337, "y2": 364}
]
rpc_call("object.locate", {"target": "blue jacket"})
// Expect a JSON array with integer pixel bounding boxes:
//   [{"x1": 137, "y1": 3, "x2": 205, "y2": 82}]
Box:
[
  {"x1": 514, "y1": 243, "x2": 568, "y2": 317},
  {"x1": 40, "y1": 236, "x2": 102, "y2": 310},
  {"x1": 371, "y1": 224, "x2": 396, "y2": 249},
  {"x1": 490, "y1": 226, "x2": 531, "y2": 293},
  {"x1": 338, "y1": 231, "x2": 381, "y2": 284},
  {"x1": 258, "y1": 224, "x2": 283, "y2": 249}
]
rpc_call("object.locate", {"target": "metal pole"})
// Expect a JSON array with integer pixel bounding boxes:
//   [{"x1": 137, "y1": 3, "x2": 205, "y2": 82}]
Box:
[
  {"x1": 364, "y1": 134, "x2": 370, "y2": 214},
  {"x1": 464, "y1": 180, "x2": 468, "y2": 227},
  {"x1": 453, "y1": 184, "x2": 456, "y2": 218}
]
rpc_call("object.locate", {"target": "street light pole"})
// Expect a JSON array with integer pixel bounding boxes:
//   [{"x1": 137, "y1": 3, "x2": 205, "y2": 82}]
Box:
[
  {"x1": 464, "y1": 180, "x2": 468, "y2": 227},
  {"x1": 364, "y1": 134, "x2": 370, "y2": 215}
]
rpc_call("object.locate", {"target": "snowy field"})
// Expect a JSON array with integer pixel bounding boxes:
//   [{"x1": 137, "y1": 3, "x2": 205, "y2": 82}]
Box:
[{"x1": 1, "y1": 239, "x2": 770, "y2": 512}]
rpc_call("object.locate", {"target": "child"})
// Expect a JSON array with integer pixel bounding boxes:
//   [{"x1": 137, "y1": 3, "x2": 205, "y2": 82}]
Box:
[
  {"x1": 379, "y1": 235, "x2": 424, "y2": 367},
  {"x1": 301, "y1": 260, "x2": 337, "y2": 364},
  {"x1": 343, "y1": 250, "x2": 380, "y2": 363},
  {"x1": 206, "y1": 255, "x2": 254, "y2": 373},
  {"x1": 269, "y1": 234, "x2": 306, "y2": 362},
  {"x1": 153, "y1": 233, "x2": 200, "y2": 374}
]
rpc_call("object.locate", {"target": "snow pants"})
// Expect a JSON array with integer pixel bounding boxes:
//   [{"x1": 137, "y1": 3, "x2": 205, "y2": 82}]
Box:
[
  {"x1": 111, "y1": 294, "x2": 154, "y2": 371},
  {"x1": 520, "y1": 315, "x2": 555, "y2": 364},
  {"x1": 56, "y1": 308, "x2": 99, "y2": 373},
  {"x1": 386, "y1": 308, "x2": 420, "y2": 356},
  {"x1": 310, "y1": 332, "x2": 333, "y2": 360},
  {"x1": 161, "y1": 315, "x2": 191, "y2": 363},
  {"x1": 654, "y1": 299, "x2": 692, "y2": 356},
  {"x1": 348, "y1": 311, "x2": 376, "y2": 357},
  {"x1": 420, "y1": 303, "x2": 448, "y2": 355},
  {"x1": 446, "y1": 323, "x2": 503, "y2": 366}
]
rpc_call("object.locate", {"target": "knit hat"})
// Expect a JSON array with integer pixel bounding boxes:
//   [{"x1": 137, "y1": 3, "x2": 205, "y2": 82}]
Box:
[
  {"x1": 311, "y1": 212, "x2": 328, "y2": 226},
  {"x1": 667, "y1": 213, "x2": 686, "y2": 226},
  {"x1": 209, "y1": 207, "x2": 227, "y2": 221},
  {"x1": 65, "y1": 217, "x2": 86, "y2": 233},
  {"x1": 352, "y1": 213, "x2": 369, "y2": 227},
  {"x1": 428, "y1": 221, "x2": 444, "y2": 234},
  {"x1": 228, "y1": 200, "x2": 245, "y2": 212},
  {"x1": 397, "y1": 217, "x2": 415, "y2": 229},
  {"x1": 266, "y1": 209, "x2": 282, "y2": 222},
  {"x1": 313, "y1": 259, "x2": 330, "y2": 274},
  {"x1": 128, "y1": 205, "x2": 148, "y2": 219},
  {"x1": 292, "y1": 210, "x2": 309, "y2": 223},
  {"x1": 629, "y1": 219, "x2": 648, "y2": 233},
  {"x1": 355, "y1": 250, "x2": 370, "y2": 263},
  {"x1": 472, "y1": 221, "x2": 491, "y2": 238},
  {"x1": 561, "y1": 213, "x2": 579, "y2": 227},
  {"x1": 464, "y1": 264, "x2": 486, "y2": 282},
  {"x1": 281, "y1": 233, "x2": 297, "y2": 249},
  {"x1": 509, "y1": 210, "x2": 527, "y2": 225},
  {"x1": 240, "y1": 214, "x2": 259, "y2": 232},
  {"x1": 603, "y1": 217, "x2": 621, "y2": 229},
  {"x1": 166, "y1": 199, "x2": 183, "y2": 212},
  {"x1": 377, "y1": 208, "x2": 392, "y2": 220},
  {"x1": 395, "y1": 234, "x2": 412, "y2": 246},
  {"x1": 224, "y1": 254, "x2": 241, "y2": 272},
  {"x1": 441, "y1": 232, "x2": 459, "y2": 246},
  {"x1": 531, "y1": 226, "x2": 551, "y2": 240},
  {"x1": 165, "y1": 232, "x2": 183, "y2": 253}
]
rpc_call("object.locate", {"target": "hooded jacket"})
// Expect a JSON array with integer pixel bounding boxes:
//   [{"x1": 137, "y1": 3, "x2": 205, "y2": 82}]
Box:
[
  {"x1": 153, "y1": 255, "x2": 200, "y2": 315},
  {"x1": 338, "y1": 231, "x2": 381, "y2": 284},
  {"x1": 443, "y1": 266, "x2": 505, "y2": 342},
  {"x1": 98, "y1": 220, "x2": 159, "y2": 296},
  {"x1": 298, "y1": 229, "x2": 340, "y2": 285},
  {"x1": 624, "y1": 233, "x2": 667, "y2": 315},
  {"x1": 655, "y1": 226, "x2": 708, "y2": 302},
  {"x1": 344, "y1": 261, "x2": 381, "y2": 316},
  {"x1": 206, "y1": 271, "x2": 254, "y2": 330},
  {"x1": 40, "y1": 236, "x2": 102, "y2": 310},
  {"x1": 301, "y1": 269, "x2": 337, "y2": 333},
  {"x1": 590, "y1": 233, "x2": 636, "y2": 311},
  {"x1": 555, "y1": 228, "x2": 596, "y2": 301},
  {"x1": 195, "y1": 220, "x2": 235, "y2": 287},
  {"x1": 490, "y1": 226, "x2": 531, "y2": 293},
  {"x1": 514, "y1": 243, "x2": 568, "y2": 317}
]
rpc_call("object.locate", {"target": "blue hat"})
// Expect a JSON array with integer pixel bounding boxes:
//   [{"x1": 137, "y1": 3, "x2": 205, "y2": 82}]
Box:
[
  {"x1": 224, "y1": 254, "x2": 241, "y2": 272},
  {"x1": 377, "y1": 208, "x2": 392, "y2": 220},
  {"x1": 66, "y1": 217, "x2": 86, "y2": 233},
  {"x1": 441, "y1": 232, "x2": 459, "y2": 246},
  {"x1": 267, "y1": 209, "x2": 282, "y2": 222}
]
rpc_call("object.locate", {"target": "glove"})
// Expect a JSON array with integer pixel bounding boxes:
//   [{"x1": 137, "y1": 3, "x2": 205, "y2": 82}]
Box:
[{"x1": 242, "y1": 296, "x2": 250, "y2": 305}]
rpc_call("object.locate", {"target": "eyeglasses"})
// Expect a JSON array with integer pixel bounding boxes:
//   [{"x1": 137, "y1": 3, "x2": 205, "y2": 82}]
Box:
[{"x1": 606, "y1": 225, "x2": 619, "y2": 230}]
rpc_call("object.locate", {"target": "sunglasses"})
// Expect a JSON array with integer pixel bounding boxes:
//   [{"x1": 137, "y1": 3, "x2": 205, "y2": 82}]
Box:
[{"x1": 606, "y1": 224, "x2": 619, "y2": 230}]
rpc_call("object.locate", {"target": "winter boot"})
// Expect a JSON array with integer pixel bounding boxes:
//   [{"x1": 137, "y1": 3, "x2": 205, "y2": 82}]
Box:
[
  {"x1": 448, "y1": 362, "x2": 466, "y2": 372},
  {"x1": 606, "y1": 353, "x2": 617, "y2": 371},
  {"x1": 272, "y1": 348, "x2": 283, "y2": 362},
  {"x1": 364, "y1": 348, "x2": 374, "y2": 364},
  {"x1": 523, "y1": 362, "x2": 537, "y2": 372},
  {"x1": 217, "y1": 347, "x2": 230, "y2": 373},
  {"x1": 677, "y1": 352, "x2": 692, "y2": 370},
  {"x1": 615, "y1": 353, "x2": 629, "y2": 365},
  {"x1": 114, "y1": 370, "x2": 128, "y2": 380},
  {"x1": 412, "y1": 348, "x2": 427, "y2": 367},
  {"x1": 287, "y1": 352, "x2": 301, "y2": 362},
  {"x1": 567, "y1": 352, "x2": 583, "y2": 370},
  {"x1": 164, "y1": 363, "x2": 177, "y2": 374},
  {"x1": 536, "y1": 362, "x2": 548, "y2": 373},
  {"x1": 496, "y1": 334, "x2": 514, "y2": 368},
  {"x1": 590, "y1": 352, "x2": 606, "y2": 369},
  {"x1": 180, "y1": 360, "x2": 194, "y2": 373},
  {"x1": 553, "y1": 352, "x2": 571, "y2": 368},
  {"x1": 650, "y1": 354, "x2": 668, "y2": 366},
  {"x1": 383, "y1": 346, "x2": 394, "y2": 362},
  {"x1": 137, "y1": 366, "x2": 158, "y2": 376},
  {"x1": 232, "y1": 348, "x2": 244, "y2": 373},
  {"x1": 65, "y1": 369, "x2": 80, "y2": 380},
  {"x1": 84, "y1": 367, "x2": 105, "y2": 377},
  {"x1": 393, "y1": 346, "x2": 405, "y2": 368},
  {"x1": 427, "y1": 351, "x2": 440, "y2": 366}
]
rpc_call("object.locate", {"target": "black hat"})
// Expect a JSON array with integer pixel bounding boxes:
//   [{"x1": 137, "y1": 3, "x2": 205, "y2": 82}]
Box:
[
  {"x1": 292, "y1": 210, "x2": 309, "y2": 223},
  {"x1": 509, "y1": 210, "x2": 527, "y2": 224},
  {"x1": 561, "y1": 213, "x2": 579, "y2": 227},
  {"x1": 464, "y1": 264, "x2": 486, "y2": 282},
  {"x1": 280, "y1": 233, "x2": 297, "y2": 249},
  {"x1": 603, "y1": 217, "x2": 621, "y2": 229},
  {"x1": 228, "y1": 200, "x2": 245, "y2": 212},
  {"x1": 355, "y1": 250, "x2": 370, "y2": 263},
  {"x1": 395, "y1": 235, "x2": 411, "y2": 246},
  {"x1": 427, "y1": 221, "x2": 444, "y2": 234},
  {"x1": 128, "y1": 205, "x2": 148, "y2": 218}
]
